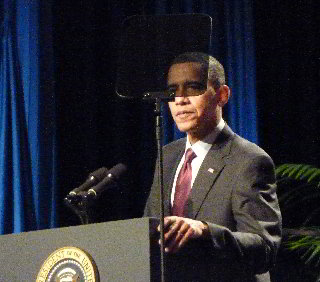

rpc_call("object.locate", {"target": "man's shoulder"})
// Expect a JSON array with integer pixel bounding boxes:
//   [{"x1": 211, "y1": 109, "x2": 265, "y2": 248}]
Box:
[
  {"x1": 231, "y1": 133, "x2": 273, "y2": 163},
  {"x1": 163, "y1": 137, "x2": 186, "y2": 152}
]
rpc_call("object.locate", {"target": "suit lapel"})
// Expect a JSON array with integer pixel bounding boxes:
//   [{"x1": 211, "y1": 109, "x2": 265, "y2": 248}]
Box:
[{"x1": 188, "y1": 125, "x2": 234, "y2": 218}]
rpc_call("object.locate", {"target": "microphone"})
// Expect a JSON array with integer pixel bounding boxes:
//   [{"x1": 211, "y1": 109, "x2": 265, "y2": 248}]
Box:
[
  {"x1": 68, "y1": 167, "x2": 109, "y2": 196},
  {"x1": 86, "y1": 163, "x2": 127, "y2": 200}
]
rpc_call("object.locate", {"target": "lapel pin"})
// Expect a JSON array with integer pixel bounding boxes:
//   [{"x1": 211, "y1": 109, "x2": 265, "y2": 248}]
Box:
[{"x1": 208, "y1": 168, "x2": 215, "y2": 174}]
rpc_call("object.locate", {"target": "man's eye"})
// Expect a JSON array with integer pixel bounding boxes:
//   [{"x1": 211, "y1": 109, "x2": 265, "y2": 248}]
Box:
[{"x1": 188, "y1": 83, "x2": 205, "y2": 90}]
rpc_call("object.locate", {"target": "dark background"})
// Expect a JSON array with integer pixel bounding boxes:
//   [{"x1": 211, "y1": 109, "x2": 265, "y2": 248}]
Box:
[{"x1": 52, "y1": 1, "x2": 319, "y2": 227}]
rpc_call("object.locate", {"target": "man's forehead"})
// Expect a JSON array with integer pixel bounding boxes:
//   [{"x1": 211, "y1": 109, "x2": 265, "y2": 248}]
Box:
[
  {"x1": 169, "y1": 61, "x2": 203, "y2": 71},
  {"x1": 167, "y1": 62, "x2": 207, "y2": 82}
]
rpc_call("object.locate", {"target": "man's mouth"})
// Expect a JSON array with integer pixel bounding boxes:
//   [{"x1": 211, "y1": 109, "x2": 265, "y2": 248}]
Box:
[{"x1": 176, "y1": 110, "x2": 194, "y2": 118}]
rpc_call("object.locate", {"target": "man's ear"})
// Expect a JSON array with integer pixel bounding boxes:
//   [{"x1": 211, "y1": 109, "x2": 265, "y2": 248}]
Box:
[{"x1": 217, "y1": 85, "x2": 230, "y2": 107}]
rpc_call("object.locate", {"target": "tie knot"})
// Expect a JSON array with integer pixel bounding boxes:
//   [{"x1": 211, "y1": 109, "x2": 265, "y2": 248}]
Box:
[{"x1": 184, "y1": 148, "x2": 196, "y2": 164}]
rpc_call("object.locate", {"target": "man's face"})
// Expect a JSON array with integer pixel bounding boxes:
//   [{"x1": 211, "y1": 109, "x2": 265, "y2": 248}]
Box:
[{"x1": 167, "y1": 62, "x2": 219, "y2": 142}]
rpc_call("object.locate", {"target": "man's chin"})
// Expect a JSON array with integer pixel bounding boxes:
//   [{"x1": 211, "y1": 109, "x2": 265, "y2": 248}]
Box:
[{"x1": 175, "y1": 123, "x2": 197, "y2": 133}]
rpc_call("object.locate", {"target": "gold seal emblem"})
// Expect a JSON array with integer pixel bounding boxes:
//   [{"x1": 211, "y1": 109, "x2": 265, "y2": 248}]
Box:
[{"x1": 36, "y1": 246, "x2": 99, "y2": 282}]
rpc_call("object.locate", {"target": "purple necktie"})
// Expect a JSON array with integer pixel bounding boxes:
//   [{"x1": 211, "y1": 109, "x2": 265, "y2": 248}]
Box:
[{"x1": 172, "y1": 148, "x2": 197, "y2": 216}]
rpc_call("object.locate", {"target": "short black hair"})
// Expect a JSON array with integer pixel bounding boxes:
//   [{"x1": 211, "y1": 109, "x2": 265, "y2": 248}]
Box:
[{"x1": 170, "y1": 52, "x2": 225, "y2": 89}]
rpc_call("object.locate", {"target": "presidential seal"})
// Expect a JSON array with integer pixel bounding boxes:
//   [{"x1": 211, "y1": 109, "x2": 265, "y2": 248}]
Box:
[{"x1": 36, "y1": 246, "x2": 99, "y2": 282}]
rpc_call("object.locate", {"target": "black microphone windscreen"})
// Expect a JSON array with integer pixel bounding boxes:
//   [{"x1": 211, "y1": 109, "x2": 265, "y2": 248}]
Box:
[
  {"x1": 89, "y1": 167, "x2": 109, "y2": 181},
  {"x1": 108, "y1": 163, "x2": 127, "y2": 180},
  {"x1": 69, "y1": 166, "x2": 109, "y2": 195},
  {"x1": 86, "y1": 163, "x2": 127, "y2": 199}
]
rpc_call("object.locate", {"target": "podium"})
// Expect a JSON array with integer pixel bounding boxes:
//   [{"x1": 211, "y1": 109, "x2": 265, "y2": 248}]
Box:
[
  {"x1": 0, "y1": 217, "x2": 234, "y2": 281},
  {"x1": 0, "y1": 218, "x2": 161, "y2": 281}
]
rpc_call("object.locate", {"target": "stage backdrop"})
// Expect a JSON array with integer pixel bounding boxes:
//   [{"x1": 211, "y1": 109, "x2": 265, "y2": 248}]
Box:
[{"x1": 0, "y1": 0, "x2": 56, "y2": 234}]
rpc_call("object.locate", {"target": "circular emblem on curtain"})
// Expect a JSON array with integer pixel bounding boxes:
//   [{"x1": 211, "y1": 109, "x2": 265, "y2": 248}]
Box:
[{"x1": 36, "y1": 246, "x2": 99, "y2": 282}]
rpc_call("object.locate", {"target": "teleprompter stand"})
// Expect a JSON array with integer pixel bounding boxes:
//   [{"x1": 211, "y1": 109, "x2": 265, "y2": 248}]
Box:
[{"x1": 143, "y1": 91, "x2": 175, "y2": 282}]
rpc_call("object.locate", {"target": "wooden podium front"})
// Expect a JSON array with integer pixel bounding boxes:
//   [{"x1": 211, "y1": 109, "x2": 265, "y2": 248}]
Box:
[{"x1": 0, "y1": 218, "x2": 161, "y2": 281}]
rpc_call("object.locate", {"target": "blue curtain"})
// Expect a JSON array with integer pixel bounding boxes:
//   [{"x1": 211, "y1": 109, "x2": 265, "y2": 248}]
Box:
[
  {"x1": 0, "y1": 0, "x2": 56, "y2": 234},
  {"x1": 155, "y1": 1, "x2": 258, "y2": 145},
  {"x1": 224, "y1": 1, "x2": 258, "y2": 143}
]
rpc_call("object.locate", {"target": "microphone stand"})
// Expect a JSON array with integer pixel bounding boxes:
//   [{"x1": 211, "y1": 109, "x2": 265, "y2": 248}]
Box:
[
  {"x1": 64, "y1": 193, "x2": 94, "y2": 225},
  {"x1": 144, "y1": 91, "x2": 174, "y2": 282}
]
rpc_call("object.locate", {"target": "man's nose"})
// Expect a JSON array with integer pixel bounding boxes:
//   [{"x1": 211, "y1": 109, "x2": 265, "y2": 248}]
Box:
[
  {"x1": 174, "y1": 86, "x2": 188, "y2": 99},
  {"x1": 174, "y1": 95, "x2": 189, "y2": 105}
]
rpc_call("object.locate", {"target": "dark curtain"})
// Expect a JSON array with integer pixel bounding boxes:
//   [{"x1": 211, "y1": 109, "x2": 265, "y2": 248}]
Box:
[
  {"x1": 254, "y1": 1, "x2": 319, "y2": 167},
  {"x1": 0, "y1": 0, "x2": 56, "y2": 234}
]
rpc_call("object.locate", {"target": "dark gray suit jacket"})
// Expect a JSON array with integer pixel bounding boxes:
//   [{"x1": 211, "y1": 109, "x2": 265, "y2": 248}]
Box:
[{"x1": 144, "y1": 125, "x2": 282, "y2": 282}]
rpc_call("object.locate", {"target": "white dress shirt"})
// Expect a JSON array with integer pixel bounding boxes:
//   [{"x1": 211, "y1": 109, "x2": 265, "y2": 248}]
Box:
[{"x1": 170, "y1": 119, "x2": 225, "y2": 205}]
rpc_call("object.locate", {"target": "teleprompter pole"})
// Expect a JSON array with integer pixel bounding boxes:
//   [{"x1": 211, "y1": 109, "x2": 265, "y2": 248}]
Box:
[
  {"x1": 143, "y1": 91, "x2": 174, "y2": 282},
  {"x1": 154, "y1": 99, "x2": 166, "y2": 282}
]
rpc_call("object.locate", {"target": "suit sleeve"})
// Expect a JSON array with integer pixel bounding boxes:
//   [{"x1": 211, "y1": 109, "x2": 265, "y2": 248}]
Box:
[
  {"x1": 205, "y1": 154, "x2": 282, "y2": 274},
  {"x1": 144, "y1": 140, "x2": 184, "y2": 218},
  {"x1": 143, "y1": 155, "x2": 169, "y2": 218},
  {"x1": 143, "y1": 163, "x2": 159, "y2": 217}
]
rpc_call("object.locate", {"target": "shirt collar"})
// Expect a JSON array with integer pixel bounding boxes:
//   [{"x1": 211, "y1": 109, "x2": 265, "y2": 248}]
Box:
[{"x1": 185, "y1": 118, "x2": 225, "y2": 158}]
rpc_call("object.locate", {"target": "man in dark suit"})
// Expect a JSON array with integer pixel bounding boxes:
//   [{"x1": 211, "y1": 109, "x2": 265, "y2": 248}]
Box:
[{"x1": 144, "y1": 52, "x2": 282, "y2": 281}]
